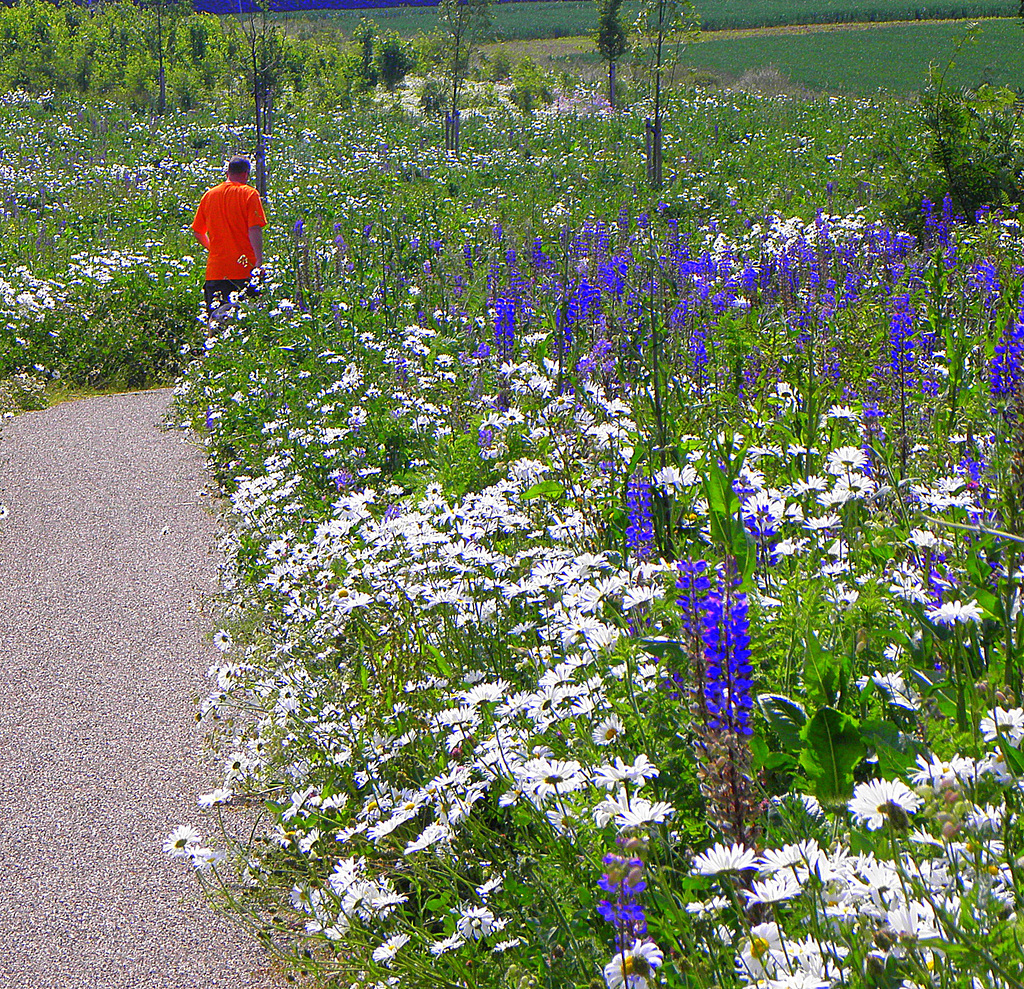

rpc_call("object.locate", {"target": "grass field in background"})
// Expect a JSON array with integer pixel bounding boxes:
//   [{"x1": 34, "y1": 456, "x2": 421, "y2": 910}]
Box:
[
  {"x1": 280, "y1": 0, "x2": 1015, "y2": 40},
  {"x1": 280, "y1": 0, "x2": 1015, "y2": 39},
  {"x1": 544, "y1": 17, "x2": 1023, "y2": 94},
  {"x1": 691, "y1": 17, "x2": 1023, "y2": 92}
]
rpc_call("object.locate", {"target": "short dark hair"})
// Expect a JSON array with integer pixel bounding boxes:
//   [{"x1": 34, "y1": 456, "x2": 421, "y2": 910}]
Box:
[{"x1": 226, "y1": 156, "x2": 251, "y2": 177}]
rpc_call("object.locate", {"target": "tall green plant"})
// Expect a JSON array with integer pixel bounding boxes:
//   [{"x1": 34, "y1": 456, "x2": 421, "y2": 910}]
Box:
[
  {"x1": 633, "y1": 0, "x2": 699, "y2": 189},
  {"x1": 436, "y1": 0, "x2": 489, "y2": 153},
  {"x1": 921, "y1": 24, "x2": 1024, "y2": 219},
  {"x1": 595, "y1": 0, "x2": 627, "y2": 109}
]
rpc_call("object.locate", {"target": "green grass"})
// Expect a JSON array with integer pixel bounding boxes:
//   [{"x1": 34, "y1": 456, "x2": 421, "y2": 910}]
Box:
[
  {"x1": 279, "y1": 0, "x2": 1014, "y2": 40},
  {"x1": 557, "y1": 17, "x2": 1024, "y2": 93},
  {"x1": 688, "y1": 17, "x2": 1024, "y2": 92}
]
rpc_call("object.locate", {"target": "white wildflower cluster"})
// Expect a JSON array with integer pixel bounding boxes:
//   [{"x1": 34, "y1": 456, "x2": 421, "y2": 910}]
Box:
[
  {"x1": 680, "y1": 709, "x2": 1024, "y2": 987},
  {"x1": 155, "y1": 169, "x2": 1021, "y2": 986}
]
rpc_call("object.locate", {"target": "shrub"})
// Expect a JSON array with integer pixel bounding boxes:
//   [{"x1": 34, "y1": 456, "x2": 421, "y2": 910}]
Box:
[
  {"x1": 482, "y1": 47, "x2": 512, "y2": 82},
  {"x1": 419, "y1": 75, "x2": 448, "y2": 116},
  {"x1": 376, "y1": 31, "x2": 414, "y2": 91},
  {"x1": 510, "y1": 55, "x2": 552, "y2": 112}
]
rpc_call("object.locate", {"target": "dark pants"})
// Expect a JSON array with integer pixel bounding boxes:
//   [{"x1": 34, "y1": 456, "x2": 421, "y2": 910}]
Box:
[{"x1": 204, "y1": 279, "x2": 248, "y2": 314}]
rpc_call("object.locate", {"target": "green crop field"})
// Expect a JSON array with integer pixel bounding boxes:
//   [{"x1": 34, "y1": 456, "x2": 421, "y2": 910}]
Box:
[
  {"x1": 687, "y1": 17, "x2": 1024, "y2": 92},
  {"x1": 281, "y1": 0, "x2": 1014, "y2": 40},
  {"x1": 553, "y1": 17, "x2": 1024, "y2": 93}
]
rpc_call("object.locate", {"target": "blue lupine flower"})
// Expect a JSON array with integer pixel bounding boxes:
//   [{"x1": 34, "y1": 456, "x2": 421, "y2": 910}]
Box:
[
  {"x1": 969, "y1": 259, "x2": 999, "y2": 310},
  {"x1": 922, "y1": 198, "x2": 937, "y2": 243},
  {"x1": 958, "y1": 456, "x2": 985, "y2": 490},
  {"x1": 702, "y1": 573, "x2": 753, "y2": 736},
  {"x1": 597, "y1": 851, "x2": 647, "y2": 949},
  {"x1": 675, "y1": 559, "x2": 712, "y2": 638},
  {"x1": 991, "y1": 314, "x2": 1024, "y2": 398},
  {"x1": 889, "y1": 291, "x2": 915, "y2": 379},
  {"x1": 599, "y1": 256, "x2": 628, "y2": 298},
  {"x1": 494, "y1": 297, "x2": 515, "y2": 356},
  {"x1": 330, "y1": 468, "x2": 354, "y2": 492},
  {"x1": 531, "y1": 237, "x2": 552, "y2": 273},
  {"x1": 626, "y1": 473, "x2": 655, "y2": 561},
  {"x1": 559, "y1": 278, "x2": 602, "y2": 349}
]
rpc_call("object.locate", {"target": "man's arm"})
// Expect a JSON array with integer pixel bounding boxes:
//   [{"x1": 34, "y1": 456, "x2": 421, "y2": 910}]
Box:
[
  {"x1": 248, "y1": 226, "x2": 264, "y2": 269},
  {"x1": 192, "y1": 200, "x2": 209, "y2": 250}
]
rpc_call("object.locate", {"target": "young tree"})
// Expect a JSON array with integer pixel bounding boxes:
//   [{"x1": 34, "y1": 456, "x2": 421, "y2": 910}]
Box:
[
  {"x1": 238, "y1": 3, "x2": 285, "y2": 197},
  {"x1": 437, "y1": 0, "x2": 489, "y2": 153},
  {"x1": 595, "y1": 0, "x2": 627, "y2": 109},
  {"x1": 377, "y1": 31, "x2": 413, "y2": 92},
  {"x1": 633, "y1": 0, "x2": 699, "y2": 189},
  {"x1": 145, "y1": 0, "x2": 189, "y2": 114},
  {"x1": 352, "y1": 18, "x2": 378, "y2": 90}
]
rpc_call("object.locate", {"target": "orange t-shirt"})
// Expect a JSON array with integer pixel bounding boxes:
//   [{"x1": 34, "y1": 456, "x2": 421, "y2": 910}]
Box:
[{"x1": 192, "y1": 180, "x2": 267, "y2": 280}]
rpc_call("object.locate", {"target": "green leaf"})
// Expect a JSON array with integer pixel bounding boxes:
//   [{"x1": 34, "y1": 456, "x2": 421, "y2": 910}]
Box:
[
  {"x1": 424, "y1": 640, "x2": 452, "y2": 678},
  {"x1": 639, "y1": 638, "x2": 689, "y2": 667},
  {"x1": 803, "y1": 632, "x2": 848, "y2": 706},
  {"x1": 521, "y1": 480, "x2": 565, "y2": 501},
  {"x1": 1001, "y1": 742, "x2": 1024, "y2": 778},
  {"x1": 860, "y1": 719, "x2": 920, "y2": 777},
  {"x1": 757, "y1": 693, "x2": 807, "y2": 753},
  {"x1": 798, "y1": 706, "x2": 866, "y2": 803}
]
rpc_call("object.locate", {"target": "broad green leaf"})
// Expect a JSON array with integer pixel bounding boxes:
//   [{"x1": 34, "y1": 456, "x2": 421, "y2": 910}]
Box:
[
  {"x1": 798, "y1": 706, "x2": 865, "y2": 804},
  {"x1": 521, "y1": 480, "x2": 565, "y2": 501},
  {"x1": 757, "y1": 694, "x2": 807, "y2": 753},
  {"x1": 803, "y1": 632, "x2": 848, "y2": 706},
  {"x1": 640, "y1": 638, "x2": 689, "y2": 667}
]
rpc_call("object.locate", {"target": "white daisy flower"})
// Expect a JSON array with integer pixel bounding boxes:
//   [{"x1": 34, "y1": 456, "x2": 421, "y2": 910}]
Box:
[
  {"x1": 372, "y1": 933, "x2": 410, "y2": 966},
  {"x1": 926, "y1": 599, "x2": 984, "y2": 625},
  {"x1": 456, "y1": 905, "x2": 496, "y2": 940},
  {"x1": 691, "y1": 841, "x2": 757, "y2": 875},
  {"x1": 847, "y1": 778, "x2": 922, "y2": 830},
  {"x1": 743, "y1": 871, "x2": 803, "y2": 905},
  {"x1": 429, "y1": 932, "x2": 465, "y2": 956},
  {"x1": 592, "y1": 715, "x2": 624, "y2": 746},
  {"x1": 602, "y1": 940, "x2": 664, "y2": 989},
  {"x1": 163, "y1": 824, "x2": 203, "y2": 858},
  {"x1": 980, "y1": 707, "x2": 1024, "y2": 746}
]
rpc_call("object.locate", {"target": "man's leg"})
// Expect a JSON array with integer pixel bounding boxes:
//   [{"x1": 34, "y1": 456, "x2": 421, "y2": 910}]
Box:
[{"x1": 204, "y1": 279, "x2": 248, "y2": 316}]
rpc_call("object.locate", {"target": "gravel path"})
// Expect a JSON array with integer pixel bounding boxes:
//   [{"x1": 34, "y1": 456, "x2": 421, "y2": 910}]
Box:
[{"x1": 0, "y1": 389, "x2": 279, "y2": 989}]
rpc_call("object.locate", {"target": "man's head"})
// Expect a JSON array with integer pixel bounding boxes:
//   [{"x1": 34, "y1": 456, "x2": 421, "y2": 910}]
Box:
[{"x1": 226, "y1": 156, "x2": 251, "y2": 182}]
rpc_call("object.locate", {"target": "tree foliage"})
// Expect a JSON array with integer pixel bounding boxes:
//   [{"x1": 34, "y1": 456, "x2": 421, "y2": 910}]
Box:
[
  {"x1": 596, "y1": 0, "x2": 627, "y2": 64},
  {"x1": 918, "y1": 24, "x2": 1024, "y2": 219}
]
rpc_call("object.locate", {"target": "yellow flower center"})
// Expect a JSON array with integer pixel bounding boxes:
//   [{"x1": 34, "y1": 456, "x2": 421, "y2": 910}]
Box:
[
  {"x1": 750, "y1": 937, "x2": 771, "y2": 960},
  {"x1": 621, "y1": 956, "x2": 651, "y2": 977}
]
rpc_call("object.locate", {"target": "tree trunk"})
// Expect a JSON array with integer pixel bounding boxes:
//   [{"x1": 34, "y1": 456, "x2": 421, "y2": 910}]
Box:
[
  {"x1": 156, "y1": 5, "x2": 166, "y2": 114},
  {"x1": 609, "y1": 59, "x2": 615, "y2": 109},
  {"x1": 645, "y1": 118, "x2": 662, "y2": 190},
  {"x1": 255, "y1": 86, "x2": 267, "y2": 198}
]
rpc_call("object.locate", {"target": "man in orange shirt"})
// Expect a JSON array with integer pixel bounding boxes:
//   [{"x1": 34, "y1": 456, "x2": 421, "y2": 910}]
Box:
[{"x1": 192, "y1": 156, "x2": 267, "y2": 316}]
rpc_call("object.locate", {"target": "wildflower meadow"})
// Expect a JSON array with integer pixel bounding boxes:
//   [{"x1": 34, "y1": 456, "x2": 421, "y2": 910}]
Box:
[{"x1": 4, "y1": 43, "x2": 1024, "y2": 989}]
